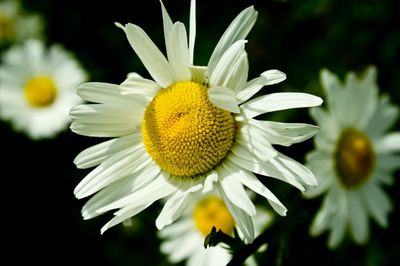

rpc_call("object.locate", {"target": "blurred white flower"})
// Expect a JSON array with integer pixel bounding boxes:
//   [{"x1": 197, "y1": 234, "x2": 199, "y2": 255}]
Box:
[
  {"x1": 0, "y1": 39, "x2": 87, "y2": 139},
  {"x1": 158, "y1": 189, "x2": 272, "y2": 266},
  {"x1": 0, "y1": 0, "x2": 44, "y2": 46},
  {"x1": 304, "y1": 66, "x2": 400, "y2": 248},
  {"x1": 71, "y1": 0, "x2": 322, "y2": 242}
]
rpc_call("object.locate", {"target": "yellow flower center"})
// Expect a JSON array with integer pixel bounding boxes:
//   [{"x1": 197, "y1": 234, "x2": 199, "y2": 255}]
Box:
[
  {"x1": 24, "y1": 76, "x2": 57, "y2": 107},
  {"x1": 0, "y1": 14, "x2": 15, "y2": 42},
  {"x1": 141, "y1": 81, "x2": 236, "y2": 177},
  {"x1": 334, "y1": 128, "x2": 375, "y2": 188},
  {"x1": 193, "y1": 196, "x2": 235, "y2": 236}
]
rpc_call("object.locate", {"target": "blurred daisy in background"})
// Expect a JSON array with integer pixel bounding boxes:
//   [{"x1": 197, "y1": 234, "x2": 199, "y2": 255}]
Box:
[
  {"x1": 158, "y1": 189, "x2": 273, "y2": 266},
  {"x1": 71, "y1": 0, "x2": 322, "y2": 242},
  {"x1": 304, "y1": 66, "x2": 400, "y2": 248},
  {"x1": 0, "y1": 0, "x2": 44, "y2": 47},
  {"x1": 0, "y1": 39, "x2": 87, "y2": 139}
]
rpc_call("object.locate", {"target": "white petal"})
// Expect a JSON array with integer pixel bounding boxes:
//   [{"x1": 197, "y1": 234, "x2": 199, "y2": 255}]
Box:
[
  {"x1": 74, "y1": 144, "x2": 151, "y2": 198},
  {"x1": 78, "y1": 82, "x2": 147, "y2": 104},
  {"x1": 203, "y1": 170, "x2": 218, "y2": 193},
  {"x1": 114, "y1": 22, "x2": 125, "y2": 31},
  {"x1": 69, "y1": 103, "x2": 143, "y2": 126},
  {"x1": 309, "y1": 107, "x2": 339, "y2": 143},
  {"x1": 82, "y1": 162, "x2": 161, "y2": 219},
  {"x1": 240, "y1": 92, "x2": 323, "y2": 120},
  {"x1": 156, "y1": 180, "x2": 203, "y2": 229},
  {"x1": 189, "y1": 0, "x2": 196, "y2": 63},
  {"x1": 101, "y1": 202, "x2": 152, "y2": 234},
  {"x1": 160, "y1": 0, "x2": 174, "y2": 54},
  {"x1": 217, "y1": 163, "x2": 256, "y2": 216},
  {"x1": 167, "y1": 22, "x2": 191, "y2": 81},
  {"x1": 159, "y1": 220, "x2": 194, "y2": 251},
  {"x1": 327, "y1": 188, "x2": 348, "y2": 249},
  {"x1": 120, "y1": 72, "x2": 161, "y2": 97},
  {"x1": 236, "y1": 69, "x2": 286, "y2": 104},
  {"x1": 253, "y1": 206, "x2": 274, "y2": 234},
  {"x1": 208, "y1": 86, "x2": 240, "y2": 113},
  {"x1": 247, "y1": 119, "x2": 319, "y2": 147},
  {"x1": 344, "y1": 67, "x2": 378, "y2": 129},
  {"x1": 319, "y1": 69, "x2": 358, "y2": 128},
  {"x1": 260, "y1": 70, "x2": 287, "y2": 85},
  {"x1": 373, "y1": 168, "x2": 395, "y2": 186},
  {"x1": 229, "y1": 51, "x2": 248, "y2": 92},
  {"x1": 237, "y1": 122, "x2": 277, "y2": 161},
  {"x1": 365, "y1": 96, "x2": 399, "y2": 137},
  {"x1": 275, "y1": 153, "x2": 317, "y2": 187},
  {"x1": 302, "y1": 170, "x2": 334, "y2": 198},
  {"x1": 228, "y1": 150, "x2": 305, "y2": 191},
  {"x1": 348, "y1": 191, "x2": 369, "y2": 244},
  {"x1": 70, "y1": 121, "x2": 137, "y2": 138},
  {"x1": 164, "y1": 232, "x2": 199, "y2": 263},
  {"x1": 208, "y1": 6, "x2": 257, "y2": 74},
  {"x1": 310, "y1": 195, "x2": 335, "y2": 237},
  {"x1": 328, "y1": 216, "x2": 347, "y2": 249},
  {"x1": 157, "y1": 217, "x2": 193, "y2": 238},
  {"x1": 361, "y1": 182, "x2": 392, "y2": 227},
  {"x1": 73, "y1": 133, "x2": 142, "y2": 169},
  {"x1": 320, "y1": 68, "x2": 343, "y2": 99},
  {"x1": 375, "y1": 154, "x2": 400, "y2": 175},
  {"x1": 96, "y1": 171, "x2": 178, "y2": 213},
  {"x1": 375, "y1": 132, "x2": 400, "y2": 153},
  {"x1": 188, "y1": 65, "x2": 208, "y2": 84},
  {"x1": 82, "y1": 176, "x2": 134, "y2": 220},
  {"x1": 124, "y1": 23, "x2": 174, "y2": 87},
  {"x1": 209, "y1": 40, "x2": 247, "y2": 91},
  {"x1": 201, "y1": 246, "x2": 232, "y2": 266},
  {"x1": 225, "y1": 160, "x2": 287, "y2": 216},
  {"x1": 216, "y1": 182, "x2": 255, "y2": 243}
]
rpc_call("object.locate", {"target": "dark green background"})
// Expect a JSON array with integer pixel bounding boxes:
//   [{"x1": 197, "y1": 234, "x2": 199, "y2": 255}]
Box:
[{"x1": 2, "y1": 0, "x2": 399, "y2": 265}]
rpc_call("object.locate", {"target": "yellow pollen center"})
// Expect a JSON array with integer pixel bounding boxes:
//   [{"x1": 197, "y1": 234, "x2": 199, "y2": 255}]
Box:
[
  {"x1": 334, "y1": 128, "x2": 375, "y2": 188},
  {"x1": 24, "y1": 76, "x2": 57, "y2": 107},
  {"x1": 141, "y1": 81, "x2": 236, "y2": 177},
  {"x1": 0, "y1": 14, "x2": 15, "y2": 41},
  {"x1": 193, "y1": 196, "x2": 235, "y2": 236}
]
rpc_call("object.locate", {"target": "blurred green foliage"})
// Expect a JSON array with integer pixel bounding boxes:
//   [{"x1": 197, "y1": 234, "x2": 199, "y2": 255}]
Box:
[{"x1": 3, "y1": 0, "x2": 399, "y2": 265}]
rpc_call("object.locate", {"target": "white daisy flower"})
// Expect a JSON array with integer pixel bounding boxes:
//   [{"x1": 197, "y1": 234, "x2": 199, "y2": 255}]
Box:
[
  {"x1": 71, "y1": 0, "x2": 322, "y2": 242},
  {"x1": 0, "y1": 0, "x2": 44, "y2": 46},
  {"x1": 0, "y1": 39, "x2": 88, "y2": 139},
  {"x1": 158, "y1": 190, "x2": 273, "y2": 266},
  {"x1": 304, "y1": 66, "x2": 400, "y2": 248}
]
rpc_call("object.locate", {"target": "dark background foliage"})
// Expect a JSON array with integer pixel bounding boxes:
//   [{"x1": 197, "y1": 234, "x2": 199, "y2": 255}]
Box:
[{"x1": 2, "y1": 0, "x2": 399, "y2": 265}]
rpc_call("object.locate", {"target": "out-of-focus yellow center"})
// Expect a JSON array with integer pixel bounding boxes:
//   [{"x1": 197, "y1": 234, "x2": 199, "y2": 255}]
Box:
[
  {"x1": 24, "y1": 76, "x2": 57, "y2": 107},
  {"x1": 194, "y1": 196, "x2": 235, "y2": 236},
  {"x1": 334, "y1": 128, "x2": 375, "y2": 188},
  {"x1": 141, "y1": 81, "x2": 236, "y2": 177},
  {"x1": 0, "y1": 14, "x2": 15, "y2": 41}
]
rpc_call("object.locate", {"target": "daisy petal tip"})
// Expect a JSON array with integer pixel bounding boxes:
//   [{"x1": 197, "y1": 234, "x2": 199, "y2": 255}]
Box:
[
  {"x1": 74, "y1": 189, "x2": 88, "y2": 200},
  {"x1": 82, "y1": 213, "x2": 92, "y2": 220},
  {"x1": 155, "y1": 214, "x2": 169, "y2": 230},
  {"x1": 155, "y1": 219, "x2": 167, "y2": 230},
  {"x1": 114, "y1": 22, "x2": 125, "y2": 31},
  {"x1": 262, "y1": 69, "x2": 287, "y2": 84},
  {"x1": 100, "y1": 226, "x2": 107, "y2": 235},
  {"x1": 307, "y1": 95, "x2": 324, "y2": 107},
  {"x1": 320, "y1": 68, "x2": 332, "y2": 77},
  {"x1": 246, "y1": 5, "x2": 257, "y2": 16},
  {"x1": 73, "y1": 187, "x2": 80, "y2": 198},
  {"x1": 74, "y1": 193, "x2": 84, "y2": 200}
]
